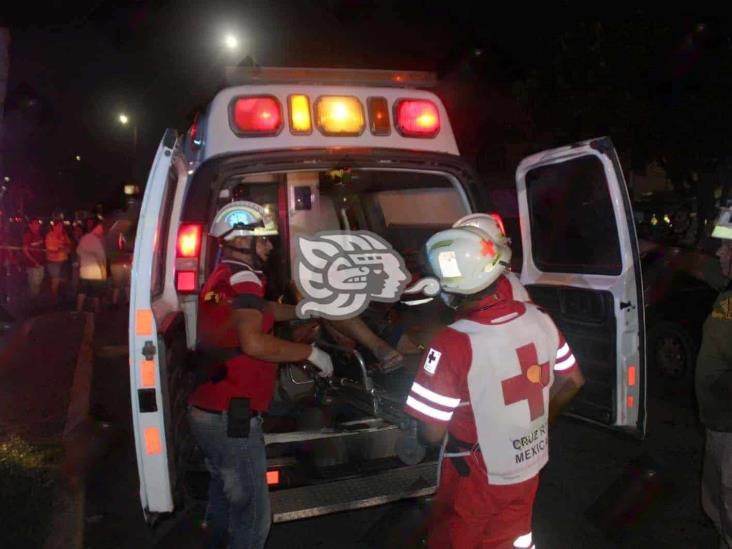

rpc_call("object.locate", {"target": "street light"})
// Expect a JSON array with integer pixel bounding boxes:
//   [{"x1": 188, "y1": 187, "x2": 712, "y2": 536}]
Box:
[
  {"x1": 223, "y1": 33, "x2": 240, "y2": 52},
  {"x1": 75, "y1": 155, "x2": 81, "y2": 162},
  {"x1": 119, "y1": 113, "x2": 129, "y2": 125}
]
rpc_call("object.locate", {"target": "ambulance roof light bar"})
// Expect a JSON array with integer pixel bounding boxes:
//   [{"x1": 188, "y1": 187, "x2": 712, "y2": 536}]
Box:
[{"x1": 224, "y1": 66, "x2": 437, "y2": 88}]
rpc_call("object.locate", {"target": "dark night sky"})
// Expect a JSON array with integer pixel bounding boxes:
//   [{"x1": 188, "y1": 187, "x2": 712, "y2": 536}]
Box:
[{"x1": 2, "y1": 3, "x2": 730, "y2": 215}]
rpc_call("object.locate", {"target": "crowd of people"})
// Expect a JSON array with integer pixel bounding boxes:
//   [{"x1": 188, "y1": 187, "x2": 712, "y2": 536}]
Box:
[{"x1": 0, "y1": 214, "x2": 131, "y2": 314}]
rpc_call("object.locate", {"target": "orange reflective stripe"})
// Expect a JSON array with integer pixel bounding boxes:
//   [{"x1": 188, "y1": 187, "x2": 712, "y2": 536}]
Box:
[
  {"x1": 144, "y1": 427, "x2": 162, "y2": 455},
  {"x1": 136, "y1": 309, "x2": 153, "y2": 336},
  {"x1": 141, "y1": 360, "x2": 155, "y2": 388},
  {"x1": 266, "y1": 470, "x2": 280, "y2": 485},
  {"x1": 627, "y1": 396, "x2": 635, "y2": 408},
  {"x1": 628, "y1": 365, "x2": 636, "y2": 386}
]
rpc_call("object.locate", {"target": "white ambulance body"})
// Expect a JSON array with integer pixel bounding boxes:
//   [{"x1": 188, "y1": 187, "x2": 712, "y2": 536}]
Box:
[{"x1": 129, "y1": 67, "x2": 645, "y2": 524}]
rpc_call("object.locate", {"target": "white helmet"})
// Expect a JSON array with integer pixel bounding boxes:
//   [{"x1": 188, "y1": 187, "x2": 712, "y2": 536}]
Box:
[
  {"x1": 711, "y1": 207, "x2": 732, "y2": 240},
  {"x1": 209, "y1": 200, "x2": 278, "y2": 241},
  {"x1": 452, "y1": 212, "x2": 512, "y2": 266},
  {"x1": 425, "y1": 226, "x2": 510, "y2": 295}
]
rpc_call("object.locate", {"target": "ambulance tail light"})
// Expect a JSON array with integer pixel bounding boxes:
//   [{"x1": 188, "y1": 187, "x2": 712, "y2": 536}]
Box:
[
  {"x1": 394, "y1": 99, "x2": 440, "y2": 137},
  {"x1": 315, "y1": 96, "x2": 365, "y2": 136},
  {"x1": 367, "y1": 97, "x2": 390, "y2": 135},
  {"x1": 176, "y1": 223, "x2": 202, "y2": 294},
  {"x1": 288, "y1": 94, "x2": 312, "y2": 134},
  {"x1": 230, "y1": 96, "x2": 283, "y2": 135}
]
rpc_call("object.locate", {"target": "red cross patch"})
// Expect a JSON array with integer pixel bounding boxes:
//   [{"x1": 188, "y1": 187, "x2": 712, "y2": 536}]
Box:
[{"x1": 501, "y1": 343, "x2": 550, "y2": 421}]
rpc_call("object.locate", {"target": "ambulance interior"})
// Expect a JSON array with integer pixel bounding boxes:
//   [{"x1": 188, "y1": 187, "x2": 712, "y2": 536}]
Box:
[{"x1": 193, "y1": 167, "x2": 472, "y2": 472}]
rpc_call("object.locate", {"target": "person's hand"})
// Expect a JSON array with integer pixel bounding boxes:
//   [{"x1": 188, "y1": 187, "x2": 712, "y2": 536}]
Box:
[
  {"x1": 307, "y1": 346, "x2": 334, "y2": 378},
  {"x1": 375, "y1": 347, "x2": 404, "y2": 373}
]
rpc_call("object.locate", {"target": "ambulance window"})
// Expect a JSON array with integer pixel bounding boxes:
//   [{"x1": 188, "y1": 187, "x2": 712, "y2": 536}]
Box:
[
  {"x1": 526, "y1": 156, "x2": 622, "y2": 275},
  {"x1": 151, "y1": 169, "x2": 178, "y2": 297}
]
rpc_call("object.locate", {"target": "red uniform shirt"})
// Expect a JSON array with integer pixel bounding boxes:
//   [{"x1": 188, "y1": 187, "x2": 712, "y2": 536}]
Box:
[{"x1": 189, "y1": 259, "x2": 276, "y2": 412}]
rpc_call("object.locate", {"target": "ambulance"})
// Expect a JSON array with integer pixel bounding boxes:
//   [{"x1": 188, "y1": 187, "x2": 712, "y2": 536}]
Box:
[{"x1": 128, "y1": 67, "x2": 645, "y2": 525}]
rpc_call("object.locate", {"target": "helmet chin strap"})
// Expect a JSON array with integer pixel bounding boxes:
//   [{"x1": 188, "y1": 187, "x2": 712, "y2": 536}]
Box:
[{"x1": 222, "y1": 240, "x2": 262, "y2": 269}]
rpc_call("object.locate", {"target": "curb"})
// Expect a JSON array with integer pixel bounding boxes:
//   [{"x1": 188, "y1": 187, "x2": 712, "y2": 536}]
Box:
[{"x1": 45, "y1": 312, "x2": 95, "y2": 549}]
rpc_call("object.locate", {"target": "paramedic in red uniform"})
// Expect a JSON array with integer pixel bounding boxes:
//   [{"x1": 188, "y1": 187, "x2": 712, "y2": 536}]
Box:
[
  {"x1": 405, "y1": 220, "x2": 585, "y2": 549},
  {"x1": 188, "y1": 201, "x2": 335, "y2": 549}
]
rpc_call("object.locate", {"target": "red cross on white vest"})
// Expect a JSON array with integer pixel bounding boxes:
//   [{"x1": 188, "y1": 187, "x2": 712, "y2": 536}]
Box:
[{"x1": 501, "y1": 343, "x2": 550, "y2": 421}]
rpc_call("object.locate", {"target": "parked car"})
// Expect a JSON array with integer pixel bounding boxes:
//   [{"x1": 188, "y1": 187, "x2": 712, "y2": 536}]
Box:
[{"x1": 639, "y1": 239, "x2": 718, "y2": 382}]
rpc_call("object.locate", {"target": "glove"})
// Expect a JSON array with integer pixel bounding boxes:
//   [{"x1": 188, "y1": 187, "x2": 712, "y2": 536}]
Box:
[{"x1": 307, "y1": 346, "x2": 334, "y2": 378}]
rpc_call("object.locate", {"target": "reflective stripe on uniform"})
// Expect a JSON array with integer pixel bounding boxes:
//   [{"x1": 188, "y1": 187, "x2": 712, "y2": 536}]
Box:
[
  {"x1": 555, "y1": 354, "x2": 576, "y2": 371},
  {"x1": 405, "y1": 396, "x2": 454, "y2": 421},
  {"x1": 411, "y1": 382, "x2": 461, "y2": 408}
]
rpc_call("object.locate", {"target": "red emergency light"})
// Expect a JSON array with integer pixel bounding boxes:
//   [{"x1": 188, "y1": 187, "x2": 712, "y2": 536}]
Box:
[
  {"x1": 230, "y1": 96, "x2": 282, "y2": 135},
  {"x1": 394, "y1": 99, "x2": 440, "y2": 137},
  {"x1": 176, "y1": 223, "x2": 203, "y2": 294},
  {"x1": 177, "y1": 224, "x2": 202, "y2": 258}
]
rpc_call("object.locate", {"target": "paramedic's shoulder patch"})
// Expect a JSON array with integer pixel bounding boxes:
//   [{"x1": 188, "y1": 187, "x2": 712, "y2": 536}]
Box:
[{"x1": 423, "y1": 348, "x2": 442, "y2": 375}]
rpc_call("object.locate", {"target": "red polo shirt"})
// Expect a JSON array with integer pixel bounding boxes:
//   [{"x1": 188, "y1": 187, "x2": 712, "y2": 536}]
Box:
[{"x1": 189, "y1": 260, "x2": 276, "y2": 412}]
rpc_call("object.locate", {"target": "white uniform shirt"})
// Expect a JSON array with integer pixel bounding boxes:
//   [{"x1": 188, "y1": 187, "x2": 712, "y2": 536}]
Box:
[{"x1": 405, "y1": 296, "x2": 578, "y2": 485}]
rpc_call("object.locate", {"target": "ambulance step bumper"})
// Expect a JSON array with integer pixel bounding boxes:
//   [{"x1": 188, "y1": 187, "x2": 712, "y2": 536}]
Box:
[{"x1": 270, "y1": 461, "x2": 437, "y2": 523}]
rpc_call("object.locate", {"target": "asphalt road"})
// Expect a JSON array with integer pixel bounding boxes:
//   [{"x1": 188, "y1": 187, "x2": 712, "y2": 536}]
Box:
[{"x1": 83, "y1": 308, "x2": 719, "y2": 549}]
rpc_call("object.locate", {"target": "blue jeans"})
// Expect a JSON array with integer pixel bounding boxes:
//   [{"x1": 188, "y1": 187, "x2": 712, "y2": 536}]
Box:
[{"x1": 188, "y1": 406, "x2": 271, "y2": 549}]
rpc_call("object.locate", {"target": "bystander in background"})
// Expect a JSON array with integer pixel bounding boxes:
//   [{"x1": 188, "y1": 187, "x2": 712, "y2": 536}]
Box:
[
  {"x1": 45, "y1": 220, "x2": 71, "y2": 304},
  {"x1": 22, "y1": 219, "x2": 45, "y2": 300},
  {"x1": 76, "y1": 219, "x2": 107, "y2": 313}
]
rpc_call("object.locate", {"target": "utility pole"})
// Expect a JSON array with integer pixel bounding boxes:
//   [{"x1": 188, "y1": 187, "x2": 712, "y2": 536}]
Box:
[{"x1": 0, "y1": 28, "x2": 10, "y2": 193}]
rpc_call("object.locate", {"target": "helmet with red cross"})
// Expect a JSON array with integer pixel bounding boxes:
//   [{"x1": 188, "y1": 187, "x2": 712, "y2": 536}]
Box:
[{"x1": 425, "y1": 225, "x2": 511, "y2": 295}]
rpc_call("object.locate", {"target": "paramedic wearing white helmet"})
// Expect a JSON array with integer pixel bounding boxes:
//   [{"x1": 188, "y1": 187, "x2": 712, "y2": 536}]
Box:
[
  {"x1": 188, "y1": 201, "x2": 334, "y2": 549},
  {"x1": 452, "y1": 212, "x2": 530, "y2": 303},
  {"x1": 695, "y1": 207, "x2": 732, "y2": 548},
  {"x1": 404, "y1": 223, "x2": 585, "y2": 548}
]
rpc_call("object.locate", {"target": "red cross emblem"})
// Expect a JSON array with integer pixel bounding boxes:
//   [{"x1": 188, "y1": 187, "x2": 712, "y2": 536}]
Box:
[{"x1": 501, "y1": 343, "x2": 550, "y2": 421}]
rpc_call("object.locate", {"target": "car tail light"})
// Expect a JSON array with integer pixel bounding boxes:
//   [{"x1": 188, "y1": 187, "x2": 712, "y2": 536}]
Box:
[
  {"x1": 288, "y1": 94, "x2": 312, "y2": 134},
  {"x1": 231, "y1": 96, "x2": 282, "y2": 135},
  {"x1": 394, "y1": 99, "x2": 440, "y2": 137},
  {"x1": 315, "y1": 96, "x2": 364, "y2": 135},
  {"x1": 367, "y1": 97, "x2": 390, "y2": 135},
  {"x1": 176, "y1": 224, "x2": 203, "y2": 293}
]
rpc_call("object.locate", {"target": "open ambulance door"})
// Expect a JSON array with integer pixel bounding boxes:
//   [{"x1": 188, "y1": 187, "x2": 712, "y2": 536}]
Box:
[
  {"x1": 515, "y1": 137, "x2": 646, "y2": 437},
  {"x1": 129, "y1": 129, "x2": 190, "y2": 521}
]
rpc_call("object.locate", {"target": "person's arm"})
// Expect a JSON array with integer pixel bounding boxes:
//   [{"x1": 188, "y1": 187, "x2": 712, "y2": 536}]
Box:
[
  {"x1": 548, "y1": 335, "x2": 586, "y2": 426},
  {"x1": 264, "y1": 301, "x2": 298, "y2": 322},
  {"x1": 22, "y1": 236, "x2": 40, "y2": 267},
  {"x1": 418, "y1": 421, "x2": 447, "y2": 446},
  {"x1": 235, "y1": 308, "x2": 314, "y2": 362},
  {"x1": 404, "y1": 328, "x2": 468, "y2": 446},
  {"x1": 326, "y1": 316, "x2": 403, "y2": 367},
  {"x1": 234, "y1": 307, "x2": 333, "y2": 377}
]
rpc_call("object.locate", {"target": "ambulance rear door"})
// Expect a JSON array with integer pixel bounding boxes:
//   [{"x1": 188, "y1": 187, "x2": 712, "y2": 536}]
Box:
[
  {"x1": 515, "y1": 137, "x2": 646, "y2": 436},
  {"x1": 129, "y1": 129, "x2": 191, "y2": 520}
]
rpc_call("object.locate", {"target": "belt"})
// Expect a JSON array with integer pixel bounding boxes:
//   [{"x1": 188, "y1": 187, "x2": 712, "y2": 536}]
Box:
[{"x1": 192, "y1": 405, "x2": 262, "y2": 417}]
